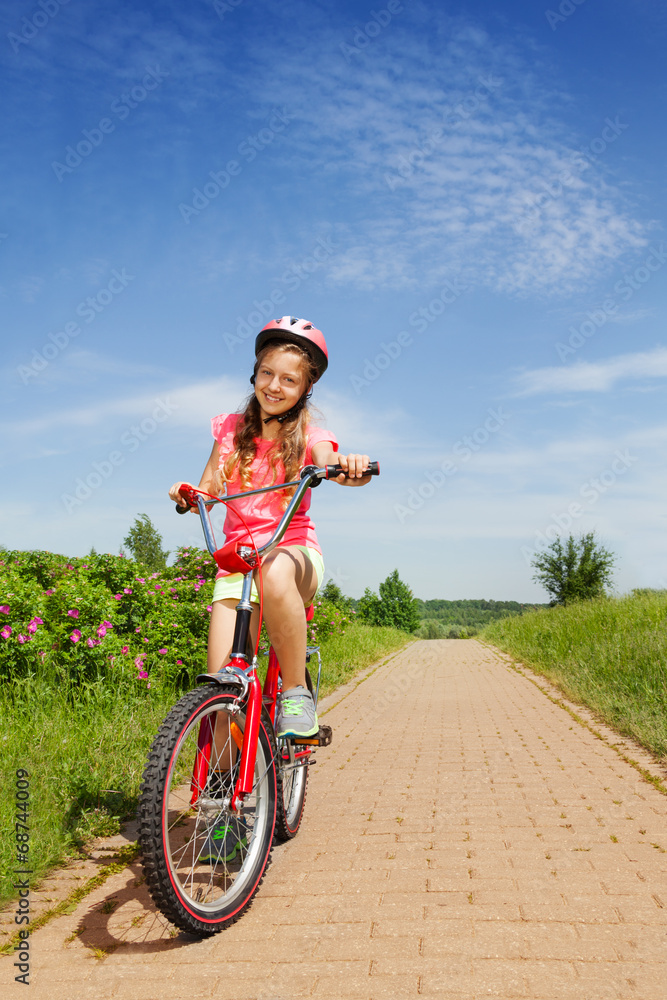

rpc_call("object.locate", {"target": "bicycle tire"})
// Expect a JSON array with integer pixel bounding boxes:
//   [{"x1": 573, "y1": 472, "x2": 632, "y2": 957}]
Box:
[
  {"x1": 138, "y1": 684, "x2": 277, "y2": 936},
  {"x1": 274, "y1": 668, "x2": 312, "y2": 841}
]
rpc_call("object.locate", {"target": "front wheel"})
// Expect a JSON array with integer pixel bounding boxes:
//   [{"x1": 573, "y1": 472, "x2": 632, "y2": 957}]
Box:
[{"x1": 138, "y1": 684, "x2": 277, "y2": 936}]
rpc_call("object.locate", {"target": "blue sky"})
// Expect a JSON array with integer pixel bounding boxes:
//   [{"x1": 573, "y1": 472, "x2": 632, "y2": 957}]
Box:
[{"x1": 2, "y1": 0, "x2": 666, "y2": 601}]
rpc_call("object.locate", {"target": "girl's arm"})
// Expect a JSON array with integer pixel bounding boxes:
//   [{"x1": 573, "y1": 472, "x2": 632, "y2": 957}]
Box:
[
  {"x1": 311, "y1": 441, "x2": 372, "y2": 487},
  {"x1": 169, "y1": 442, "x2": 221, "y2": 508}
]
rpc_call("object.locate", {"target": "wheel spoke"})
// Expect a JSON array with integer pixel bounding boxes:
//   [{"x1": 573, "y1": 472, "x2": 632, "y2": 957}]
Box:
[{"x1": 138, "y1": 686, "x2": 277, "y2": 935}]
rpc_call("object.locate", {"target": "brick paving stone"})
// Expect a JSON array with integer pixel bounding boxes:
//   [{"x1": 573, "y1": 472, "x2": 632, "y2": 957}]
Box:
[{"x1": 4, "y1": 639, "x2": 667, "y2": 1000}]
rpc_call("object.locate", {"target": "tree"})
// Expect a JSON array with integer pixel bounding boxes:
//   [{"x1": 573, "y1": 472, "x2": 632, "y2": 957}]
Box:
[
  {"x1": 122, "y1": 514, "x2": 170, "y2": 571},
  {"x1": 320, "y1": 579, "x2": 352, "y2": 609},
  {"x1": 531, "y1": 532, "x2": 615, "y2": 606},
  {"x1": 357, "y1": 569, "x2": 421, "y2": 633},
  {"x1": 417, "y1": 619, "x2": 446, "y2": 640}
]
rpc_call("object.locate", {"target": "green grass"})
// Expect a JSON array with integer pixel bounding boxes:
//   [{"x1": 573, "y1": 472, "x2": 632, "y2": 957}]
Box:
[
  {"x1": 0, "y1": 623, "x2": 409, "y2": 907},
  {"x1": 482, "y1": 591, "x2": 667, "y2": 761},
  {"x1": 0, "y1": 676, "x2": 177, "y2": 908}
]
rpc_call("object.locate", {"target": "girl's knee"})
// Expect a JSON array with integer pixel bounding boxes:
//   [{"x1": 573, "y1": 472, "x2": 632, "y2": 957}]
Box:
[{"x1": 260, "y1": 552, "x2": 297, "y2": 591}]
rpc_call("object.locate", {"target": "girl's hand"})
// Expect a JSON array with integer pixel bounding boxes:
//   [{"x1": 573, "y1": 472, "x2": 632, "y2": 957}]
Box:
[
  {"x1": 334, "y1": 453, "x2": 372, "y2": 486},
  {"x1": 169, "y1": 481, "x2": 194, "y2": 509}
]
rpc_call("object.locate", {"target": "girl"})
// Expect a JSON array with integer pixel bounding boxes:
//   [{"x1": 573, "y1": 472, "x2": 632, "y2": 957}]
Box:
[{"x1": 169, "y1": 315, "x2": 372, "y2": 741}]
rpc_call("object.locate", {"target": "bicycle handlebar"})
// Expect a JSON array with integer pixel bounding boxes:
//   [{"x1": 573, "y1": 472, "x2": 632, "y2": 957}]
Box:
[
  {"x1": 173, "y1": 461, "x2": 380, "y2": 563},
  {"x1": 174, "y1": 461, "x2": 380, "y2": 514},
  {"x1": 325, "y1": 460, "x2": 380, "y2": 479}
]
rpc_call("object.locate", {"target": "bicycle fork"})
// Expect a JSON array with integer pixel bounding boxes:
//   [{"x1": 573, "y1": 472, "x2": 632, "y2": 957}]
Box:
[{"x1": 189, "y1": 662, "x2": 262, "y2": 812}]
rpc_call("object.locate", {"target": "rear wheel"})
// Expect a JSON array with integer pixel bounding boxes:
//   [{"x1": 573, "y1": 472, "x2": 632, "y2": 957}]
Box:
[
  {"x1": 274, "y1": 668, "x2": 312, "y2": 841},
  {"x1": 138, "y1": 684, "x2": 277, "y2": 935}
]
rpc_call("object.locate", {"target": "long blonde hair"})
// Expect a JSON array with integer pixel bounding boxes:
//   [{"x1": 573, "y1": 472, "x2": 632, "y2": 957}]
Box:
[{"x1": 217, "y1": 341, "x2": 318, "y2": 506}]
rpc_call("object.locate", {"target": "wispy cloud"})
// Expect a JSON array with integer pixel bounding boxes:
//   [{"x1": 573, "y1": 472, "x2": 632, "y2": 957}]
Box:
[
  {"x1": 515, "y1": 347, "x2": 667, "y2": 395},
  {"x1": 239, "y1": 7, "x2": 649, "y2": 295},
  {"x1": 2, "y1": 375, "x2": 403, "y2": 457},
  {"x1": 2, "y1": 376, "x2": 247, "y2": 440}
]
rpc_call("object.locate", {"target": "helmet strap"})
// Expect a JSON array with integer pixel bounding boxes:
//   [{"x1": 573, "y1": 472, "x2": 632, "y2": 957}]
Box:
[{"x1": 262, "y1": 389, "x2": 312, "y2": 425}]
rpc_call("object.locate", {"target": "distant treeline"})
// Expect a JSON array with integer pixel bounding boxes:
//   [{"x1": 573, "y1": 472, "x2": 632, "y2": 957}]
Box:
[{"x1": 414, "y1": 599, "x2": 548, "y2": 629}]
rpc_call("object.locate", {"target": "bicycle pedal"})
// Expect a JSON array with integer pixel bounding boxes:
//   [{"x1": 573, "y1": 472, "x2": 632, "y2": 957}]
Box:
[{"x1": 286, "y1": 725, "x2": 332, "y2": 747}]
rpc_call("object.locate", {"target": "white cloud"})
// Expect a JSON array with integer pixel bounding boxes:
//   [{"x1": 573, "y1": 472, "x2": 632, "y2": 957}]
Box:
[
  {"x1": 2, "y1": 377, "x2": 404, "y2": 462},
  {"x1": 241, "y1": 9, "x2": 649, "y2": 296},
  {"x1": 1, "y1": 376, "x2": 247, "y2": 440},
  {"x1": 515, "y1": 347, "x2": 667, "y2": 395}
]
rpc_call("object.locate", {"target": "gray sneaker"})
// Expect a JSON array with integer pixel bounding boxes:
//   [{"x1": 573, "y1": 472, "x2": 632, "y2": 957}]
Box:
[
  {"x1": 276, "y1": 686, "x2": 318, "y2": 738},
  {"x1": 199, "y1": 815, "x2": 247, "y2": 864}
]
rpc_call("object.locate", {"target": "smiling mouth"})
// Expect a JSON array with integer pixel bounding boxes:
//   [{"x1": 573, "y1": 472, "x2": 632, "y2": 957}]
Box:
[{"x1": 263, "y1": 393, "x2": 283, "y2": 404}]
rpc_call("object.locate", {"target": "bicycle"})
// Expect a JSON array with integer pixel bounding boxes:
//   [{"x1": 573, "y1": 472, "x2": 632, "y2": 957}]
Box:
[{"x1": 137, "y1": 459, "x2": 379, "y2": 936}]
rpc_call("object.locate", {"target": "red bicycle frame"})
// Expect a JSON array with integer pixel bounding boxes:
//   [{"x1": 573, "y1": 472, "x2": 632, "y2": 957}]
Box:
[{"x1": 179, "y1": 462, "x2": 379, "y2": 813}]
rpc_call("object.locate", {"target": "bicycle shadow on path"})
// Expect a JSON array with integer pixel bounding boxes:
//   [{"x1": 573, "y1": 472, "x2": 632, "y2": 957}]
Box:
[{"x1": 0, "y1": 820, "x2": 202, "y2": 961}]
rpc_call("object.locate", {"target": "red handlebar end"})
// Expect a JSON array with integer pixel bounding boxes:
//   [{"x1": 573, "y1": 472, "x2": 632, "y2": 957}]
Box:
[{"x1": 174, "y1": 484, "x2": 201, "y2": 514}]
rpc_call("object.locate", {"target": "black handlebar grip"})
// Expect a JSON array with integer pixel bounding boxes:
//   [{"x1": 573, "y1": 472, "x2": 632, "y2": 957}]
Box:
[
  {"x1": 175, "y1": 503, "x2": 190, "y2": 514},
  {"x1": 326, "y1": 460, "x2": 380, "y2": 479}
]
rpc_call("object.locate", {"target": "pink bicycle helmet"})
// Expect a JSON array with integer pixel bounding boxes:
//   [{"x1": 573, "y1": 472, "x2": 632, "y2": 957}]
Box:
[{"x1": 255, "y1": 316, "x2": 328, "y2": 382}]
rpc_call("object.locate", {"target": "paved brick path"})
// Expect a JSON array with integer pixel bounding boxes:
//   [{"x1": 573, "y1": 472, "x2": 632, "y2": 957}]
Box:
[{"x1": 3, "y1": 639, "x2": 667, "y2": 999}]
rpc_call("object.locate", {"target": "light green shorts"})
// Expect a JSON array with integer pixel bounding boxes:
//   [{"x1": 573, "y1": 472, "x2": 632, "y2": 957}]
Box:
[{"x1": 211, "y1": 545, "x2": 325, "y2": 606}]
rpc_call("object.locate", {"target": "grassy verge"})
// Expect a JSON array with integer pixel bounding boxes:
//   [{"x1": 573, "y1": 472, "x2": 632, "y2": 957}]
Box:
[
  {"x1": 0, "y1": 677, "x2": 177, "y2": 908},
  {"x1": 482, "y1": 590, "x2": 667, "y2": 761},
  {"x1": 0, "y1": 623, "x2": 409, "y2": 907}
]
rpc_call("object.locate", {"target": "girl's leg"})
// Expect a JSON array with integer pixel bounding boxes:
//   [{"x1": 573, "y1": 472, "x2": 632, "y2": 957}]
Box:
[
  {"x1": 258, "y1": 547, "x2": 318, "y2": 692},
  {"x1": 207, "y1": 599, "x2": 260, "y2": 674},
  {"x1": 207, "y1": 598, "x2": 260, "y2": 770}
]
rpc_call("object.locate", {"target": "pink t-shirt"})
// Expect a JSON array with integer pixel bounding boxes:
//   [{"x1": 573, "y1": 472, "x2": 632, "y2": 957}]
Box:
[{"x1": 211, "y1": 413, "x2": 338, "y2": 575}]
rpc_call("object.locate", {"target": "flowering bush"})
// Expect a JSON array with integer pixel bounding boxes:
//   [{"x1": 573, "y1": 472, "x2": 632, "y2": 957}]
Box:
[
  {"x1": 306, "y1": 598, "x2": 354, "y2": 644},
  {"x1": 0, "y1": 548, "x2": 214, "y2": 693},
  {"x1": 171, "y1": 547, "x2": 218, "y2": 581},
  {"x1": 0, "y1": 547, "x2": 356, "y2": 692}
]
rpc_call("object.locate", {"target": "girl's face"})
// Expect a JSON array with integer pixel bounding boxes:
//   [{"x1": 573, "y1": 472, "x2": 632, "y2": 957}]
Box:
[{"x1": 254, "y1": 348, "x2": 309, "y2": 421}]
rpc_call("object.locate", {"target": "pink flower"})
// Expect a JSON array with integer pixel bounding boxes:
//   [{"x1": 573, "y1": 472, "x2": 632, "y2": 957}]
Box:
[
  {"x1": 137, "y1": 669, "x2": 148, "y2": 679},
  {"x1": 146, "y1": 682, "x2": 151, "y2": 689},
  {"x1": 67, "y1": 609, "x2": 79, "y2": 619},
  {"x1": 1, "y1": 626, "x2": 12, "y2": 639},
  {"x1": 158, "y1": 647, "x2": 167, "y2": 655},
  {"x1": 176, "y1": 659, "x2": 182, "y2": 665},
  {"x1": 44, "y1": 589, "x2": 55, "y2": 595},
  {"x1": 86, "y1": 638, "x2": 100, "y2": 648},
  {"x1": 17, "y1": 634, "x2": 29, "y2": 644},
  {"x1": 134, "y1": 655, "x2": 146, "y2": 669},
  {"x1": 206, "y1": 605, "x2": 212, "y2": 613},
  {"x1": 143, "y1": 638, "x2": 149, "y2": 643},
  {"x1": 97, "y1": 626, "x2": 107, "y2": 638},
  {"x1": 136, "y1": 577, "x2": 145, "y2": 583},
  {"x1": 102, "y1": 620, "x2": 112, "y2": 627},
  {"x1": 0, "y1": 605, "x2": 9, "y2": 614},
  {"x1": 124, "y1": 588, "x2": 132, "y2": 594},
  {"x1": 113, "y1": 594, "x2": 123, "y2": 601},
  {"x1": 27, "y1": 622, "x2": 38, "y2": 634},
  {"x1": 70, "y1": 629, "x2": 82, "y2": 643},
  {"x1": 135, "y1": 627, "x2": 141, "y2": 632},
  {"x1": 121, "y1": 645, "x2": 129, "y2": 654},
  {"x1": 108, "y1": 656, "x2": 115, "y2": 665}
]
